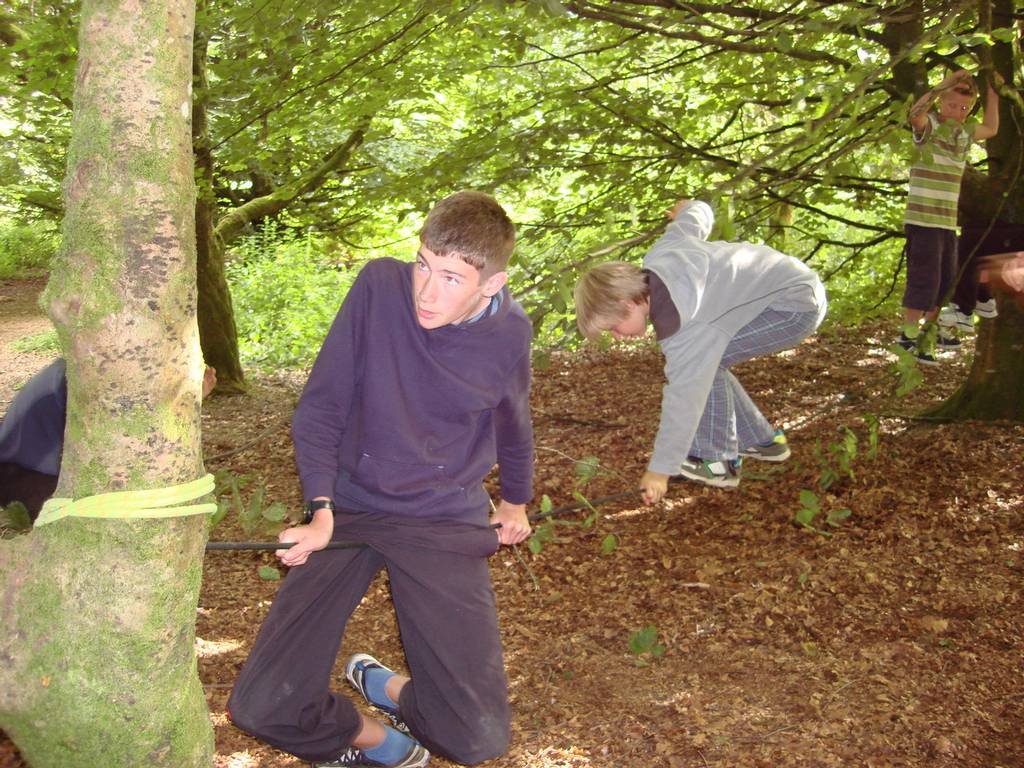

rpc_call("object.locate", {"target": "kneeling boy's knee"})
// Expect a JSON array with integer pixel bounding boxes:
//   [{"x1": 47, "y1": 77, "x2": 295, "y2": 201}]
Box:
[{"x1": 434, "y1": 713, "x2": 510, "y2": 765}]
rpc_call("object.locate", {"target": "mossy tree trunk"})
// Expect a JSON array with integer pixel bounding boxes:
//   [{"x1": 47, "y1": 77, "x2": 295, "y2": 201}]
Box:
[{"x1": 0, "y1": 1, "x2": 214, "y2": 766}]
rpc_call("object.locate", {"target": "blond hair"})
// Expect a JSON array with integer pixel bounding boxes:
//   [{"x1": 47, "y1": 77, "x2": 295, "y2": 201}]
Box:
[
  {"x1": 420, "y1": 191, "x2": 516, "y2": 277},
  {"x1": 574, "y1": 261, "x2": 648, "y2": 340}
]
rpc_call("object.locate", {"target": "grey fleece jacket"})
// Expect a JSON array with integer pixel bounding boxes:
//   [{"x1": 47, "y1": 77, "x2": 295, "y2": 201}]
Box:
[{"x1": 642, "y1": 200, "x2": 827, "y2": 475}]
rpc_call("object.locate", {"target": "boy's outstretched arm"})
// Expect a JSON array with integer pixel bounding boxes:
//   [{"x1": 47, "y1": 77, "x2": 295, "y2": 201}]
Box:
[
  {"x1": 491, "y1": 500, "x2": 531, "y2": 545},
  {"x1": 974, "y1": 73, "x2": 1001, "y2": 140}
]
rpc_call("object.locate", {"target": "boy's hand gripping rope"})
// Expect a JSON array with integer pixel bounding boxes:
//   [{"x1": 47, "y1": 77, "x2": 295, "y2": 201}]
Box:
[{"x1": 203, "y1": 483, "x2": 676, "y2": 552}]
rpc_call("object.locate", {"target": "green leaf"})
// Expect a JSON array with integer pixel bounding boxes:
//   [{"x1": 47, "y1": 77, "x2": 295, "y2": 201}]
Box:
[
  {"x1": 258, "y1": 566, "x2": 281, "y2": 581},
  {"x1": 262, "y1": 502, "x2": 288, "y2": 523},
  {"x1": 573, "y1": 456, "x2": 600, "y2": 482},
  {"x1": 540, "y1": 494, "x2": 553, "y2": 514},
  {"x1": 826, "y1": 508, "x2": 852, "y2": 527},
  {"x1": 798, "y1": 489, "x2": 820, "y2": 511},
  {"x1": 600, "y1": 533, "x2": 618, "y2": 554},
  {"x1": 794, "y1": 506, "x2": 817, "y2": 527},
  {"x1": 991, "y1": 27, "x2": 1016, "y2": 43},
  {"x1": 628, "y1": 625, "x2": 662, "y2": 656}
]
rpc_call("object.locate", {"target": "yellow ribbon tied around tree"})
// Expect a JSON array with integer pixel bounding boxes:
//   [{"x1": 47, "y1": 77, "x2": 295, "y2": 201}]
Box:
[{"x1": 34, "y1": 473, "x2": 216, "y2": 527}]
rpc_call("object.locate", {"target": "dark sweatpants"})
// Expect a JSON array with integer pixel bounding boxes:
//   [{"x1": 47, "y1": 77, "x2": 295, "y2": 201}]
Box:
[
  {"x1": 954, "y1": 223, "x2": 1024, "y2": 313},
  {"x1": 227, "y1": 510, "x2": 510, "y2": 765}
]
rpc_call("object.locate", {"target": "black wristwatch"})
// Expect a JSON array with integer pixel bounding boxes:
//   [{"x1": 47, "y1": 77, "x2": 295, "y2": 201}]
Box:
[{"x1": 303, "y1": 498, "x2": 336, "y2": 524}]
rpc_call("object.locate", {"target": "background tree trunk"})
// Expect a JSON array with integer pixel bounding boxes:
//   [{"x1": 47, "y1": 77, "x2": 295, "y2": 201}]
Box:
[
  {"x1": 0, "y1": 1, "x2": 214, "y2": 765},
  {"x1": 929, "y1": 0, "x2": 1023, "y2": 422},
  {"x1": 193, "y1": 18, "x2": 246, "y2": 393}
]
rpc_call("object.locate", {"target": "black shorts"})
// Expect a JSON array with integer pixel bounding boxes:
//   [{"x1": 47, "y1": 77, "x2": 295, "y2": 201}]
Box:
[{"x1": 903, "y1": 224, "x2": 957, "y2": 311}]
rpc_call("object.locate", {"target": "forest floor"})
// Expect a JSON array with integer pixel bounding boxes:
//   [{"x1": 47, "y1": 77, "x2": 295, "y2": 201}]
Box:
[{"x1": 2, "y1": 276, "x2": 1023, "y2": 768}]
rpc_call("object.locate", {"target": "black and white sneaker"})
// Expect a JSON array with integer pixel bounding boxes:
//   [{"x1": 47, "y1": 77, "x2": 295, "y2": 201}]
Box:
[
  {"x1": 937, "y1": 330, "x2": 961, "y2": 349},
  {"x1": 313, "y1": 742, "x2": 430, "y2": 768},
  {"x1": 896, "y1": 331, "x2": 917, "y2": 351}
]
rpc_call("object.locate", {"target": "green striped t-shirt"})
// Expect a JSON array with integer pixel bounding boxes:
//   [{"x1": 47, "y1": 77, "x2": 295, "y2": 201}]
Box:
[{"x1": 904, "y1": 113, "x2": 977, "y2": 231}]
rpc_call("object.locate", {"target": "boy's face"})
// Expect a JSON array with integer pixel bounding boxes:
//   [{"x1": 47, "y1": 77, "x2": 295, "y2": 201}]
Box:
[
  {"x1": 938, "y1": 90, "x2": 976, "y2": 123},
  {"x1": 412, "y1": 245, "x2": 507, "y2": 330},
  {"x1": 605, "y1": 298, "x2": 649, "y2": 340}
]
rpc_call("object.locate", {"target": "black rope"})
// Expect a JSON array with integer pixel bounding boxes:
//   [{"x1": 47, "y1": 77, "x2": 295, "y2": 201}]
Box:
[{"x1": 204, "y1": 482, "x2": 665, "y2": 552}]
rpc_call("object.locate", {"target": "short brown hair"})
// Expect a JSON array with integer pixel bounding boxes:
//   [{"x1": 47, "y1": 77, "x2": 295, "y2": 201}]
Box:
[
  {"x1": 420, "y1": 191, "x2": 516, "y2": 277},
  {"x1": 574, "y1": 261, "x2": 648, "y2": 340}
]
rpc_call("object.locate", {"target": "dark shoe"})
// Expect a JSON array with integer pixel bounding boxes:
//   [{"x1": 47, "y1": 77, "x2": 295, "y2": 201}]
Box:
[
  {"x1": 916, "y1": 350, "x2": 939, "y2": 366},
  {"x1": 896, "y1": 331, "x2": 917, "y2": 351},
  {"x1": 313, "y1": 742, "x2": 430, "y2": 768},
  {"x1": 677, "y1": 456, "x2": 741, "y2": 489},
  {"x1": 739, "y1": 430, "x2": 791, "y2": 462},
  {"x1": 937, "y1": 330, "x2": 961, "y2": 349}
]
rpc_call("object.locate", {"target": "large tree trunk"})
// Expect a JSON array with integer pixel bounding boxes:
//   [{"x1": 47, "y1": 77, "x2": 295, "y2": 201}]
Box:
[
  {"x1": 931, "y1": 295, "x2": 1024, "y2": 420},
  {"x1": 929, "y1": 0, "x2": 1024, "y2": 422},
  {"x1": 0, "y1": 1, "x2": 214, "y2": 766}
]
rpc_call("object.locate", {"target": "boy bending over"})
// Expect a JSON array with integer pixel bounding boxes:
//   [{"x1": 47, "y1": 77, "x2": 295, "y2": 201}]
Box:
[
  {"x1": 228, "y1": 191, "x2": 534, "y2": 768},
  {"x1": 574, "y1": 199, "x2": 826, "y2": 500}
]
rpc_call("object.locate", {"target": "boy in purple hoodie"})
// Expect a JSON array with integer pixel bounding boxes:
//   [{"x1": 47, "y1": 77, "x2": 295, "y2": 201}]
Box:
[{"x1": 228, "y1": 191, "x2": 534, "y2": 768}]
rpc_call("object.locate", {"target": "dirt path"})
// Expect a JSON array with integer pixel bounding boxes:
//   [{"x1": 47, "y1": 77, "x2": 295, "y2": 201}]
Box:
[
  {"x1": 2, "y1": 278, "x2": 1022, "y2": 768},
  {"x1": 0, "y1": 278, "x2": 55, "y2": 410}
]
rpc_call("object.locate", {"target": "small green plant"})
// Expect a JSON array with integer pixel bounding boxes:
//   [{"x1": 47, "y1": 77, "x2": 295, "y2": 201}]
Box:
[
  {"x1": 10, "y1": 330, "x2": 59, "y2": 354},
  {"x1": 889, "y1": 343, "x2": 924, "y2": 397},
  {"x1": 210, "y1": 468, "x2": 288, "y2": 537},
  {"x1": 795, "y1": 417, "x2": 877, "y2": 535},
  {"x1": 627, "y1": 624, "x2": 666, "y2": 665},
  {"x1": 0, "y1": 502, "x2": 33, "y2": 534},
  {"x1": 794, "y1": 489, "x2": 851, "y2": 535},
  {"x1": 258, "y1": 565, "x2": 281, "y2": 581},
  {"x1": 526, "y1": 455, "x2": 612, "y2": 554}
]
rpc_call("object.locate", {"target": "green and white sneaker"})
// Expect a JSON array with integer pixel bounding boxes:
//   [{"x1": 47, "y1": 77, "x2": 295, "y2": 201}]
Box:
[
  {"x1": 739, "y1": 430, "x2": 791, "y2": 462},
  {"x1": 677, "y1": 456, "x2": 741, "y2": 489}
]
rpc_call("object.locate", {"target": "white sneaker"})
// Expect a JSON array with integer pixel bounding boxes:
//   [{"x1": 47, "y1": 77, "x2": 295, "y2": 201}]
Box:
[
  {"x1": 974, "y1": 298, "x2": 998, "y2": 319},
  {"x1": 938, "y1": 306, "x2": 973, "y2": 332}
]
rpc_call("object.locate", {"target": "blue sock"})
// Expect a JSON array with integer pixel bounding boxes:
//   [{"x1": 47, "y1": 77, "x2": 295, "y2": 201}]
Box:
[
  {"x1": 362, "y1": 725, "x2": 413, "y2": 764},
  {"x1": 363, "y1": 665, "x2": 399, "y2": 709}
]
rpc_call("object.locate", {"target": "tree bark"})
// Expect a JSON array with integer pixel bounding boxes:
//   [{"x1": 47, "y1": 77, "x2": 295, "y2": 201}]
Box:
[
  {"x1": 929, "y1": 0, "x2": 1024, "y2": 422},
  {"x1": 0, "y1": 1, "x2": 214, "y2": 765},
  {"x1": 193, "y1": 17, "x2": 246, "y2": 393},
  {"x1": 191, "y1": 13, "x2": 372, "y2": 392}
]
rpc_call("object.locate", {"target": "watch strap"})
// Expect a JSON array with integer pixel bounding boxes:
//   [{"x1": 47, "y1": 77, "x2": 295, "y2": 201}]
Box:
[{"x1": 303, "y1": 498, "x2": 336, "y2": 525}]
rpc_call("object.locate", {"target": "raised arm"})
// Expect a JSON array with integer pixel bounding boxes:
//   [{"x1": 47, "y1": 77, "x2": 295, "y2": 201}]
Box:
[
  {"x1": 974, "y1": 74, "x2": 1001, "y2": 141},
  {"x1": 909, "y1": 69, "x2": 973, "y2": 131}
]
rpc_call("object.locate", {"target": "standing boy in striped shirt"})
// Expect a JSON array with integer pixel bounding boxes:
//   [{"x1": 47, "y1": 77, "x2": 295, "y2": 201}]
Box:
[{"x1": 899, "y1": 68, "x2": 999, "y2": 364}]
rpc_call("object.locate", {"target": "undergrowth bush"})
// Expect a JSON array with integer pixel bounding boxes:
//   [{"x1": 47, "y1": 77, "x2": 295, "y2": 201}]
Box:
[
  {"x1": 227, "y1": 225, "x2": 361, "y2": 370},
  {"x1": 0, "y1": 220, "x2": 59, "y2": 279}
]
